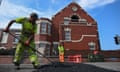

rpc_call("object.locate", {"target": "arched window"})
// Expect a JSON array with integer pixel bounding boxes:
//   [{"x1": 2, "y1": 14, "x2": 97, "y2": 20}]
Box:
[{"x1": 71, "y1": 15, "x2": 79, "y2": 22}]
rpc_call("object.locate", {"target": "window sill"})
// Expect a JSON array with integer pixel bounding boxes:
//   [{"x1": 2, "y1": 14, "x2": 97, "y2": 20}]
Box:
[
  {"x1": 64, "y1": 40, "x2": 71, "y2": 42},
  {"x1": 40, "y1": 33, "x2": 51, "y2": 36},
  {"x1": 13, "y1": 42, "x2": 18, "y2": 44}
]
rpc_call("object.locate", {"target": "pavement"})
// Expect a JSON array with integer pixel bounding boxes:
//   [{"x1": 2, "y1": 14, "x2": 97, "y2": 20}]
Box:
[
  {"x1": 85, "y1": 62, "x2": 120, "y2": 71},
  {"x1": 0, "y1": 64, "x2": 36, "y2": 72},
  {"x1": 0, "y1": 62, "x2": 120, "y2": 72}
]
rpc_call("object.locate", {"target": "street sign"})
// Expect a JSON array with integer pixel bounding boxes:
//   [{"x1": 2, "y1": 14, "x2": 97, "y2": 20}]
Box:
[{"x1": 114, "y1": 35, "x2": 120, "y2": 45}]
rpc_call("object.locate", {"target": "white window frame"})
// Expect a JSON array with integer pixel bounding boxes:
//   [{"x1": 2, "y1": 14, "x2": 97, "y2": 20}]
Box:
[
  {"x1": 64, "y1": 28, "x2": 71, "y2": 41},
  {"x1": 1, "y1": 32, "x2": 8, "y2": 43},
  {"x1": 39, "y1": 43, "x2": 46, "y2": 48},
  {"x1": 52, "y1": 42, "x2": 59, "y2": 56},
  {"x1": 45, "y1": 44, "x2": 51, "y2": 56},
  {"x1": 13, "y1": 32, "x2": 21, "y2": 44},
  {"x1": 37, "y1": 41, "x2": 51, "y2": 56},
  {"x1": 41, "y1": 22, "x2": 47, "y2": 34},
  {"x1": 80, "y1": 19, "x2": 87, "y2": 24},
  {"x1": 88, "y1": 42, "x2": 96, "y2": 50},
  {"x1": 64, "y1": 17, "x2": 70, "y2": 25},
  {"x1": 48, "y1": 24, "x2": 51, "y2": 35}
]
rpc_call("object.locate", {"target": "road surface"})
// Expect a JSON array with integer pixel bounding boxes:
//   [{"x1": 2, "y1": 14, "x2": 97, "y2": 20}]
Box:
[{"x1": 0, "y1": 62, "x2": 120, "y2": 72}]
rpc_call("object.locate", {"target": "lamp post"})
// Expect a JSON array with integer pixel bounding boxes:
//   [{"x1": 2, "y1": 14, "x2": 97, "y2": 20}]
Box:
[{"x1": 0, "y1": 0, "x2": 2, "y2": 6}]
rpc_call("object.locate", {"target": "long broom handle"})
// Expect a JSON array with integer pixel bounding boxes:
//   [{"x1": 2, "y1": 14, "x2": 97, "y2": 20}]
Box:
[{"x1": 8, "y1": 31, "x2": 53, "y2": 63}]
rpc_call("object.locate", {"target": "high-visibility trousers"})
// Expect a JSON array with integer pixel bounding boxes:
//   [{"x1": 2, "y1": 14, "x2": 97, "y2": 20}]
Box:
[
  {"x1": 59, "y1": 53, "x2": 64, "y2": 62},
  {"x1": 13, "y1": 41, "x2": 39, "y2": 66}
]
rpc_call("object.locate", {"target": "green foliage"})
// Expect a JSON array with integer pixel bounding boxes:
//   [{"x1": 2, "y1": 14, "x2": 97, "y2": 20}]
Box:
[{"x1": 88, "y1": 53, "x2": 104, "y2": 62}]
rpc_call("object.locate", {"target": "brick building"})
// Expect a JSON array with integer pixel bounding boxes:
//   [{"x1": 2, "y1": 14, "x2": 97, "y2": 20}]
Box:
[
  {"x1": 0, "y1": 2, "x2": 101, "y2": 56},
  {"x1": 1, "y1": 2, "x2": 120, "y2": 63}
]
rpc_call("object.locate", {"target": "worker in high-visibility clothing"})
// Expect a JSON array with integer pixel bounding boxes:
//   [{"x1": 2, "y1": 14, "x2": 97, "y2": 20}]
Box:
[
  {"x1": 58, "y1": 43, "x2": 64, "y2": 62},
  {"x1": 4, "y1": 13, "x2": 39, "y2": 69}
]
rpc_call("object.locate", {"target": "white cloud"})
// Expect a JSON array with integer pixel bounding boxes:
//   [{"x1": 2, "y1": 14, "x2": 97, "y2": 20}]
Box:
[
  {"x1": 0, "y1": 0, "x2": 116, "y2": 29},
  {"x1": 78, "y1": 0, "x2": 116, "y2": 9},
  {"x1": 0, "y1": 0, "x2": 52, "y2": 29},
  {"x1": 0, "y1": 0, "x2": 39, "y2": 28},
  {"x1": 51, "y1": 0, "x2": 56, "y2": 3}
]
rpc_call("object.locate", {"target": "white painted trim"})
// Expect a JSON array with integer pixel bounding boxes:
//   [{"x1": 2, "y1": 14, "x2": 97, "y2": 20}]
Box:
[
  {"x1": 37, "y1": 23, "x2": 40, "y2": 34},
  {"x1": 36, "y1": 20, "x2": 40, "y2": 24},
  {"x1": 61, "y1": 24, "x2": 96, "y2": 26},
  {"x1": 15, "y1": 32, "x2": 21, "y2": 34},
  {"x1": 60, "y1": 34, "x2": 96, "y2": 42},
  {"x1": 39, "y1": 31, "x2": 51, "y2": 35},
  {"x1": 87, "y1": 23, "x2": 92, "y2": 26},
  {"x1": 1, "y1": 32, "x2": 8, "y2": 43},
  {"x1": 79, "y1": 19, "x2": 87, "y2": 22},
  {"x1": 64, "y1": 28, "x2": 71, "y2": 31},
  {"x1": 35, "y1": 41, "x2": 51, "y2": 44},
  {"x1": 0, "y1": 47, "x2": 6, "y2": 49},
  {"x1": 13, "y1": 42, "x2": 18, "y2": 44},
  {"x1": 64, "y1": 17, "x2": 71, "y2": 20},
  {"x1": 64, "y1": 28, "x2": 71, "y2": 41},
  {"x1": 36, "y1": 20, "x2": 52, "y2": 25},
  {"x1": 53, "y1": 42, "x2": 59, "y2": 44}
]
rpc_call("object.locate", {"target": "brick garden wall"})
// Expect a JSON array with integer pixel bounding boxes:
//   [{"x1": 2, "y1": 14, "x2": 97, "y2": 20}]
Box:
[{"x1": 1, "y1": 50, "x2": 120, "y2": 64}]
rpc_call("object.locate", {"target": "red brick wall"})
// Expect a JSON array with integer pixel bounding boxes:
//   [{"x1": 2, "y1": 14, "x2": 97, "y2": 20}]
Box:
[
  {"x1": 0, "y1": 30, "x2": 2, "y2": 42},
  {"x1": 0, "y1": 56, "x2": 13, "y2": 64},
  {"x1": 101, "y1": 50, "x2": 120, "y2": 58},
  {"x1": 0, "y1": 2, "x2": 101, "y2": 57},
  {"x1": 0, "y1": 30, "x2": 20, "y2": 49},
  {"x1": 52, "y1": 2, "x2": 100, "y2": 52}
]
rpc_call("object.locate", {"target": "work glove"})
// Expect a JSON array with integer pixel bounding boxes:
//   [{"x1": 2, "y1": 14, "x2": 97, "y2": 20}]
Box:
[{"x1": 25, "y1": 40, "x2": 30, "y2": 46}]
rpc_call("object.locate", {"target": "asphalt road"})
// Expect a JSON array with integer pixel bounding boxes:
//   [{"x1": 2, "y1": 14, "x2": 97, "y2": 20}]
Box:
[{"x1": 0, "y1": 62, "x2": 120, "y2": 72}]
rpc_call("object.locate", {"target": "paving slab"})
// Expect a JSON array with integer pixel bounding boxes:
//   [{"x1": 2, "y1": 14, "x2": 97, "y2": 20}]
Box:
[{"x1": 85, "y1": 62, "x2": 120, "y2": 71}]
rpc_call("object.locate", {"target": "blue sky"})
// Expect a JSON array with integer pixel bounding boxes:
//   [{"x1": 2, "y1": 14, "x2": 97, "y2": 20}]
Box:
[{"x1": 0, "y1": 0, "x2": 120, "y2": 50}]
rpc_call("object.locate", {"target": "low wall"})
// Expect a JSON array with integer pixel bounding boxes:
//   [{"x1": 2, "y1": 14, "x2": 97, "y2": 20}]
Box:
[{"x1": 0, "y1": 55, "x2": 120, "y2": 64}]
